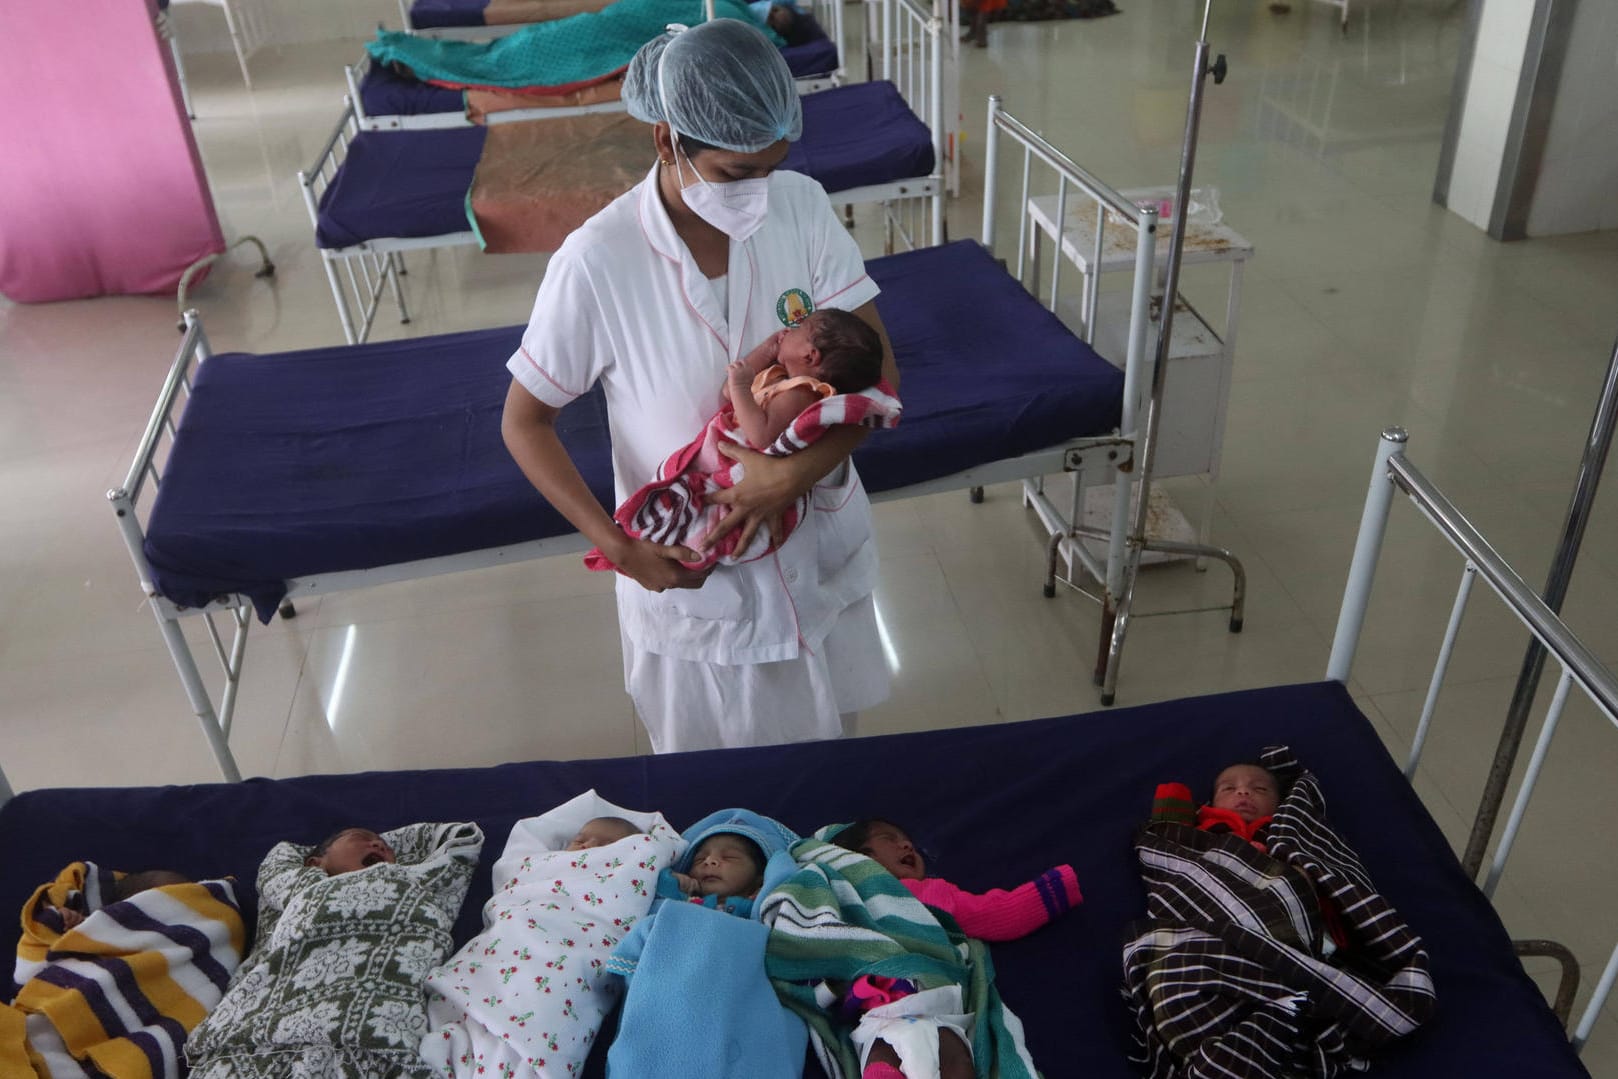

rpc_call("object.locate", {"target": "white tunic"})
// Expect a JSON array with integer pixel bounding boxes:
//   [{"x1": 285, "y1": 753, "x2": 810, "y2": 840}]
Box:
[{"x1": 508, "y1": 164, "x2": 889, "y2": 748}]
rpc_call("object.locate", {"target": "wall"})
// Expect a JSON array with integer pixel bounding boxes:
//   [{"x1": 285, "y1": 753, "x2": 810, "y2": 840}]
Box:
[
  {"x1": 168, "y1": 0, "x2": 400, "y2": 54},
  {"x1": 1526, "y1": 0, "x2": 1618, "y2": 235},
  {"x1": 1443, "y1": 0, "x2": 1534, "y2": 231}
]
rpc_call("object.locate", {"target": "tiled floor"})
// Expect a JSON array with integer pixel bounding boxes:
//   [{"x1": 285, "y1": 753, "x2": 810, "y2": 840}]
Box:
[{"x1": 5, "y1": 0, "x2": 1618, "y2": 1064}]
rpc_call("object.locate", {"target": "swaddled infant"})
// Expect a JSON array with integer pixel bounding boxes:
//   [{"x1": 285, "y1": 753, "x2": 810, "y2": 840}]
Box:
[
  {"x1": 185, "y1": 821, "x2": 484, "y2": 1079},
  {"x1": 422, "y1": 792, "x2": 683, "y2": 1079}
]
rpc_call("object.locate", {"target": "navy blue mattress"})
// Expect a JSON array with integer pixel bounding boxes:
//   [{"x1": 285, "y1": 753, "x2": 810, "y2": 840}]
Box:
[
  {"x1": 317, "y1": 80, "x2": 922, "y2": 249},
  {"x1": 142, "y1": 241, "x2": 1121, "y2": 618},
  {"x1": 315, "y1": 126, "x2": 485, "y2": 249},
  {"x1": 0, "y1": 682, "x2": 1587, "y2": 1077},
  {"x1": 783, "y1": 81, "x2": 932, "y2": 194},
  {"x1": 358, "y1": 61, "x2": 466, "y2": 118},
  {"x1": 410, "y1": 0, "x2": 489, "y2": 27}
]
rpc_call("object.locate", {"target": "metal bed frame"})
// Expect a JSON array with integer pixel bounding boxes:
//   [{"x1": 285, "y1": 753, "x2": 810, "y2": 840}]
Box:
[
  {"x1": 1329, "y1": 426, "x2": 1618, "y2": 1054},
  {"x1": 110, "y1": 100, "x2": 1164, "y2": 786},
  {"x1": 355, "y1": 0, "x2": 847, "y2": 129},
  {"x1": 304, "y1": 0, "x2": 947, "y2": 344}
]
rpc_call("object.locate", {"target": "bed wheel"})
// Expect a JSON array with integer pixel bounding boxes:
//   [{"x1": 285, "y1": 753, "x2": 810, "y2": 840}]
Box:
[
  {"x1": 1229, "y1": 616, "x2": 1243, "y2": 633},
  {"x1": 278, "y1": 601, "x2": 297, "y2": 620},
  {"x1": 1042, "y1": 583, "x2": 1056, "y2": 598},
  {"x1": 400, "y1": 317, "x2": 412, "y2": 325},
  {"x1": 969, "y1": 486, "x2": 984, "y2": 504},
  {"x1": 1099, "y1": 691, "x2": 1115, "y2": 707}
]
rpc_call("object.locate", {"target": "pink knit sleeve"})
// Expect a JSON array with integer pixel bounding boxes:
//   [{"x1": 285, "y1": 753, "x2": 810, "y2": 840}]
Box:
[{"x1": 902, "y1": 866, "x2": 1082, "y2": 942}]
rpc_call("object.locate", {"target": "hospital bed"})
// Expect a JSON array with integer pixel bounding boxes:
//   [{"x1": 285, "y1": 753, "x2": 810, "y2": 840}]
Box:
[
  {"x1": 303, "y1": 0, "x2": 945, "y2": 344},
  {"x1": 9, "y1": 427, "x2": 1615, "y2": 1074},
  {"x1": 115, "y1": 100, "x2": 1230, "y2": 785},
  {"x1": 356, "y1": 0, "x2": 847, "y2": 119}
]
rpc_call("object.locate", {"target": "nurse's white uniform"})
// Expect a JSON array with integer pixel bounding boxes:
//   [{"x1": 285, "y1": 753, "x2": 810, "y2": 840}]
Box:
[{"x1": 507, "y1": 163, "x2": 891, "y2": 753}]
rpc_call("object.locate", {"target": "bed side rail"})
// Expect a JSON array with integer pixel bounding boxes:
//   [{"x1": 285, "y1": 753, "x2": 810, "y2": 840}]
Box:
[
  {"x1": 982, "y1": 96, "x2": 1161, "y2": 598},
  {"x1": 863, "y1": 0, "x2": 945, "y2": 248},
  {"x1": 297, "y1": 98, "x2": 360, "y2": 233},
  {"x1": 1328, "y1": 427, "x2": 1618, "y2": 1050},
  {"x1": 107, "y1": 313, "x2": 250, "y2": 783}
]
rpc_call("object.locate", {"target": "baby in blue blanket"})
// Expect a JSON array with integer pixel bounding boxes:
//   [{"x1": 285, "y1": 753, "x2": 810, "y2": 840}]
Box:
[{"x1": 606, "y1": 809, "x2": 808, "y2": 1079}]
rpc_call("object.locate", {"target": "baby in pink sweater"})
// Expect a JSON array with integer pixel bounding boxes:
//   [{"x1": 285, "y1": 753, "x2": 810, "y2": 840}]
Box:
[{"x1": 832, "y1": 818, "x2": 1082, "y2": 941}]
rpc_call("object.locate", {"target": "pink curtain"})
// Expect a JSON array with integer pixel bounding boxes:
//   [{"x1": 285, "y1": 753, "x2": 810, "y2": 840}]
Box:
[{"x1": 0, "y1": 0, "x2": 224, "y2": 302}]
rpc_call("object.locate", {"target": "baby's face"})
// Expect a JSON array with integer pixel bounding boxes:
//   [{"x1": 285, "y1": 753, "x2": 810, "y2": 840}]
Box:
[
  {"x1": 856, "y1": 822, "x2": 925, "y2": 880},
  {"x1": 1211, "y1": 765, "x2": 1279, "y2": 823},
  {"x1": 776, "y1": 316, "x2": 820, "y2": 378},
  {"x1": 311, "y1": 829, "x2": 396, "y2": 876},
  {"x1": 566, "y1": 819, "x2": 637, "y2": 851},
  {"x1": 688, "y1": 835, "x2": 763, "y2": 898}
]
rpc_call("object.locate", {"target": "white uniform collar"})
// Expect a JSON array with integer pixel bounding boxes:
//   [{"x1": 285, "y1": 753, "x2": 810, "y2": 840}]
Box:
[{"x1": 636, "y1": 163, "x2": 758, "y2": 361}]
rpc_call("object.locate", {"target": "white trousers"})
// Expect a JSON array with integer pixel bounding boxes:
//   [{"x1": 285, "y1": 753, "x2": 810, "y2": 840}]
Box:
[{"x1": 623, "y1": 594, "x2": 891, "y2": 753}]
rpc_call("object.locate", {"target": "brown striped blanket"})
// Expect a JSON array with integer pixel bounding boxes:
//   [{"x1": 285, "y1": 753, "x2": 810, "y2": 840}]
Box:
[{"x1": 1122, "y1": 746, "x2": 1436, "y2": 1078}]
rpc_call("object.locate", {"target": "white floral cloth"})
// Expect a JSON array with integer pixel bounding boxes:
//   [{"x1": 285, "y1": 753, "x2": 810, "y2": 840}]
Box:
[
  {"x1": 421, "y1": 791, "x2": 683, "y2": 1079},
  {"x1": 186, "y1": 822, "x2": 484, "y2": 1079}
]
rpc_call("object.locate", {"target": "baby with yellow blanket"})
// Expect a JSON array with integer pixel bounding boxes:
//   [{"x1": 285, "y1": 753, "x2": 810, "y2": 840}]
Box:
[{"x1": 2, "y1": 861, "x2": 246, "y2": 1079}]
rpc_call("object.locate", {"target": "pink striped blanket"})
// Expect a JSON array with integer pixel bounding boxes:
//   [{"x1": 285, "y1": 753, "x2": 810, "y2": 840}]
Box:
[{"x1": 585, "y1": 380, "x2": 902, "y2": 573}]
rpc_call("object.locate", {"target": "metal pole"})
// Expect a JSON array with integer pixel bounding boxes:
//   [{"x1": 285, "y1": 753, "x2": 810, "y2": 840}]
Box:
[
  {"x1": 1326, "y1": 427, "x2": 1408, "y2": 682},
  {"x1": 1098, "y1": 0, "x2": 1230, "y2": 701},
  {"x1": 1461, "y1": 336, "x2": 1618, "y2": 877}
]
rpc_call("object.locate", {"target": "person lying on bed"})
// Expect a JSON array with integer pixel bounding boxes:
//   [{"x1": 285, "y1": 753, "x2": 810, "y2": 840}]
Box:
[
  {"x1": 422, "y1": 792, "x2": 678, "y2": 1079},
  {"x1": 366, "y1": 0, "x2": 785, "y2": 93},
  {"x1": 184, "y1": 820, "x2": 483, "y2": 1079},
  {"x1": 605, "y1": 809, "x2": 811, "y2": 1079},
  {"x1": 6, "y1": 862, "x2": 244, "y2": 1079},
  {"x1": 43, "y1": 869, "x2": 191, "y2": 930},
  {"x1": 765, "y1": 826, "x2": 1041, "y2": 1079},
  {"x1": 584, "y1": 308, "x2": 899, "y2": 574},
  {"x1": 830, "y1": 818, "x2": 1082, "y2": 943},
  {"x1": 1124, "y1": 745, "x2": 1436, "y2": 1078}
]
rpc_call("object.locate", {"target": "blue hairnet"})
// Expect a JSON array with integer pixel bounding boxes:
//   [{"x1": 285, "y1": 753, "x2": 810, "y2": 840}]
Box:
[{"x1": 623, "y1": 19, "x2": 803, "y2": 153}]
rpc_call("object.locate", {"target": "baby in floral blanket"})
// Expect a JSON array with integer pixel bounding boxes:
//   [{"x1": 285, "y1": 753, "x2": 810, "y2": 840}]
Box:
[
  {"x1": 421, "y1": 791, "x2": 684, "y2": 1079},
  {"x1": 185, "y1": 821, "x2": 484, "y2": 1079}
]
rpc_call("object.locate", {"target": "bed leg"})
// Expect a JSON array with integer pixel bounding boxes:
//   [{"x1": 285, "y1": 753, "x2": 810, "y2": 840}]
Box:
[
  {"x1": 278, "y1": 600, "x2": 297, "y2": 620},
  {"x1": 969, "y1": 486, "x2": 984, "y2": 504},
  {"x1": 843, "y1": 205, "x2": 855, "y2": 230},
  {"x1": 1095, "y1": 598, "x2": 1118, "y2": 700},
  {"x1": 1043, "y1": 530, "x2": 1064, "y2": 598},
  {"x1": 153, "y1": 609, "x2": 244, "y2": 782},
  {"x1": 389, "y1": 254, "x2": 412, "y2": 325},
  {"x1": 1514, "y1": 940, "x2": 1580, "y2": 1028}
]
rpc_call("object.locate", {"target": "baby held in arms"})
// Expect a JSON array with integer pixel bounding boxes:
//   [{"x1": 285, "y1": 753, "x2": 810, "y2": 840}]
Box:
[{"x1": 584, "y1": 308, "x2": 899, "y2": 573}]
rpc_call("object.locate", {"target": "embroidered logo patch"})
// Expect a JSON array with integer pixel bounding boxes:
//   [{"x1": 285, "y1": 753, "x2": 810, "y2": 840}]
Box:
[{"x1": 776, "y1": 288, "x2": 814, "y2": 327}]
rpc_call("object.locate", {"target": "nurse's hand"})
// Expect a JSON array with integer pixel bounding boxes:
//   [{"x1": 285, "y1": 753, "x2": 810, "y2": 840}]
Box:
[
  {"x1": 703, "y1": 442, "x2": 800, "y2": 555},
  {"x1": 608, "y1": 536, "x2": 712, "y2": 592}
]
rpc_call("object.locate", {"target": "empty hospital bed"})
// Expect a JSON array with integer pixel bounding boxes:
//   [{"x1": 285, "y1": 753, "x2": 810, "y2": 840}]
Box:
[
  {"x1": 10, "y1": 425, "x2": 1617, "y2": 1074},
  {"x1": 303, "y1": 0, "x2": 944, "y2": 344}
]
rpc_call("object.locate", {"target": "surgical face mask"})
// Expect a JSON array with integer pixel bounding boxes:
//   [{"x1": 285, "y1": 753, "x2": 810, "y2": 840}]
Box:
[{"x1": 673, "y1": 140, "x2": 770, "y2": 243}]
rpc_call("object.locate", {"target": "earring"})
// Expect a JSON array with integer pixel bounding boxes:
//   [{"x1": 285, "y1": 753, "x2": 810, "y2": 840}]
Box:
[{"x1": 660, "y1": 158, "x2": 673, "y2": 167}]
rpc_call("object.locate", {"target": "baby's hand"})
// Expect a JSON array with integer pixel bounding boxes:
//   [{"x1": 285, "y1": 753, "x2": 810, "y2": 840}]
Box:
[
  {"x1": 671, "y1": 872, "x2": 699, "y2": 895},
  {"x1": 727, "y1": 361, "x2": 752, "y2": 396},
  {"x1": 57, "y1": 907, "x2": 85, "y2": 930}
]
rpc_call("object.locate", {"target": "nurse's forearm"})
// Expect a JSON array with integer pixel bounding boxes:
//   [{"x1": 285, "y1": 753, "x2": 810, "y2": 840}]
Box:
[
  {"x1": 793, "y1": 425, "x2": 867, "y2": 488},
  {"x1": 501, "y1": 400, "x2": 625, "y2": 558}
]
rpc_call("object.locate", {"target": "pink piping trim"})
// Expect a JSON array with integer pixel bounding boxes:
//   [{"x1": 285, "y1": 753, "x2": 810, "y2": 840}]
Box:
[
  {"x1": 772, "y1": 550, "x2": 810, "y2": 654},
  {"x1": 517, "y1": 346, "x2": 582, "y2": 399},
  {"x1": 815, "y1": 473, "x2": 861, "y2": 513},
  {"x1": 817, "y1": 274, "x2": 873, "y2": 307}
]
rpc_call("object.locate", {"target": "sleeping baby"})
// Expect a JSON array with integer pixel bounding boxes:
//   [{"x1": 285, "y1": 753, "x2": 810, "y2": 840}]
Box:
[
  {"x1": 421, "y1": 792, "x2": 683, "y2": 1079},
  {"x1": 184, "y1": 821, "x2": 484, "y2": 1079},
  {"x1": 584, "y1": 310, "x2": 899, "y2": 574}
]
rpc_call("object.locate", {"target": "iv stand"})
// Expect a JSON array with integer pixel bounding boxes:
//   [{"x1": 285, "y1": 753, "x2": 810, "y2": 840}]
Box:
[{"x1": 1097, "y1": 0, "x2": 1241, "y2": 703}]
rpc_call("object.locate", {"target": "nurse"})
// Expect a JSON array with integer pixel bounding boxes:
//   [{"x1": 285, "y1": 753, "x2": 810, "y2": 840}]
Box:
[{"x1": 500, "y1": 19, "x2": 898, "y2": 753}]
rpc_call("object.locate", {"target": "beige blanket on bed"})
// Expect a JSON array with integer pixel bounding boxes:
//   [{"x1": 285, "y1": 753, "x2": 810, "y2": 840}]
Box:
[
  {"x1": 465, "y1": 73, "x2": 625, "y2": 123},
  {"x1": 466, "y1": 113, "x2": 648, "y2": 252}
]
